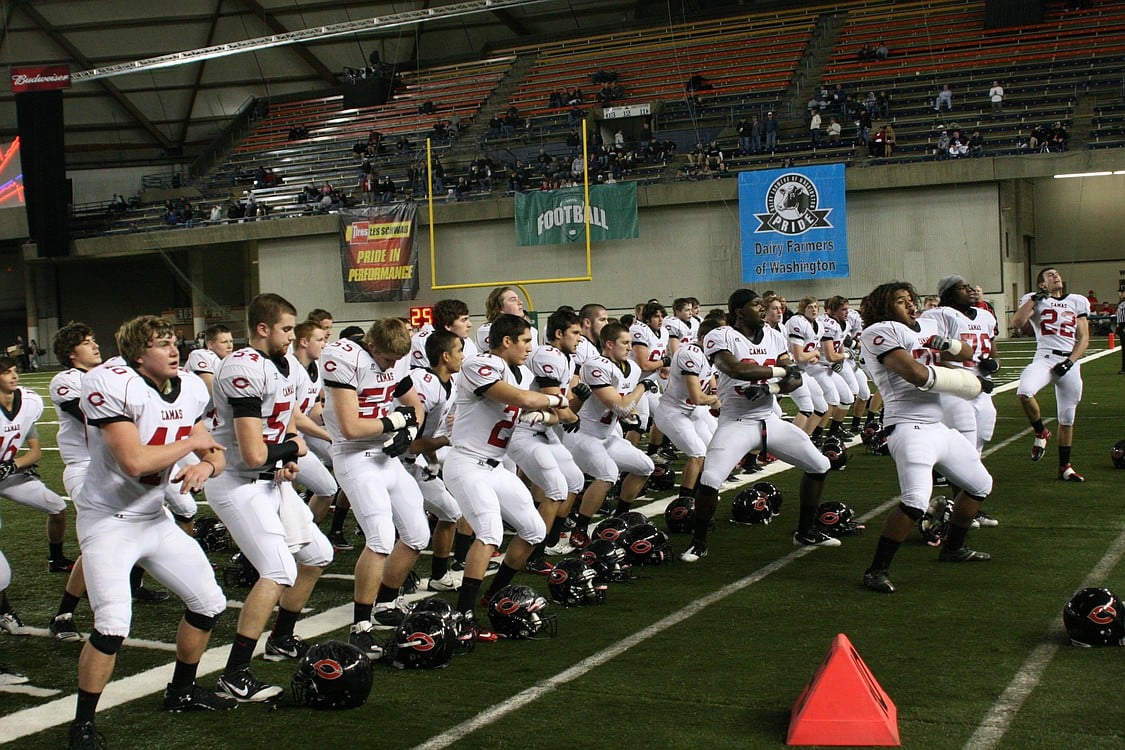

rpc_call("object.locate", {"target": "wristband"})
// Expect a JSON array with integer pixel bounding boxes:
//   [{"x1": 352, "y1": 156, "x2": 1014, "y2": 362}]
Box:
[
  {"x1": 264, "y1": 438, "x2": 300, "y2": 465},
  {"x1": 770, "y1": 366, "x2": 788, "y2": 379},
  {"x1": 201, "y1": 459, "x2": 217, "y2": 477}
]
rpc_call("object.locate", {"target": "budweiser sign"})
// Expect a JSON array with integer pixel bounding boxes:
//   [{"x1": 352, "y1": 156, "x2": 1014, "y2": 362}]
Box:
[{"x1": 11, "y1": 65, "x2": 71, "y2": 93}]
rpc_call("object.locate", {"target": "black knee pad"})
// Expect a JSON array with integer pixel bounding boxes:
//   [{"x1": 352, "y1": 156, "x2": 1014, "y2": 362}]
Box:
[
  {"x1": 799, "y1": 411, "x2": 812, "y2": 417},
  {"x1": 803, "y1": 471, "x2": 828, "y2": 482},
  {"x1": 89, "y1": 629, "x2": 125, "y2": 655},
  {"x1": 183, "y1": 609, "x2": 220, "y2": 631},
  {"x1": 898, "y1": 502, "x2": 924, "y2": 521}
]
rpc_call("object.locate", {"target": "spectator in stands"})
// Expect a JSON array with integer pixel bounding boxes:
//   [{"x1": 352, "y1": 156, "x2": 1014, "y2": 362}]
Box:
[
  {"x1": 857, "y1": 42, "x2": 875, "y2": 62},
  {"x1": 598, "y1": 84, "x2": 614, "y2": 105},
  {"x1": 360, "y1": 172, "x2": 377, "y2": 204},
  {"x1": 870, "y1": 126, "x2": 886, "y2": 157},
  {"x1": 934, "y1": 84, "x2": 953, "y2": 112},
  {"x1": 857, "y1": 107, "x2": 872, "y2": 147},
  {"x1": 826, "y1": 117, "x2": 842, "y2": 144},
  {"x1": 750, "y1": 115, "x2": 763, "y2": 154},
  {"x1": 397, "y1": 134, "x2": 414, "y2": 152},
  {"x1": 832, "y1": 84, "x2": 848, "y2": 116},
  {"x1": 566, "y1": 128, "x2": 581, "y2": 152},
  {"x1": 765, "y1": 111, "x2": 779, "y2": 153},
  {"x1": 571, "y1": 154, "x2": 585, "y2": 179},
  {"x1": 807, "y1": 95, "x2": 821, "y2": 116},
  {"x1": 935, "y1": 130, "x2": 951, "y2": 158},
  {"x1": 567, "y1": 106, "x2": 584, "y2": 126},
  {"x1": 948, "y1": 130, "x2": 969, "y2": 157},
  {"x1": 566, "y1": 88, "x2": 583, "y2": 105},
  {"x1": 418, "y1": 101, "x2": 436, "y2": 115},
  {"x1": 705, "y1": 141, "x2": 726, "y2": 173},
  {"x1": 432, "y1": 157, "x2": 446, "y2": 194},
  {"x1": 288, "y1": 125, "x2": 309, "y2": 141},
  {"x1": 809, "y1": 109, "x2": 823, "y2": 148},
  {"x1": 614, "y1": 129, "x2": 625, "y2": 151},
  {"x1": 687, "y1": 143, "x2": 706, "y2": 167},
  {"x1": 549, "y1": 90, "x2": 564, "y2": 108},
  {"x1": 209, "y1": 204, "x2": 223, "y2": 223},
  {"x1": 967, "y1": 129, "x2": 984, "y2": 157},
  {"x1": 1049, "y1": 122, "x2": 1069, "y2": 151},
  {"x1": 737, "y1": 118, "x2": 753, "y2": 155},
  {"x1": 875, "y1": 40, "x2": 889, "y2": 60},
  {"x1": 379, "y1": 175, "x2": 396, "y2": 204},
  {"x1": 228, "y1": 201, "x2": 246, "y2": 220},
  {"x1": 864, "y1": 91, "x2": 877, "y2": 114},
  {"x1": 1026, "y1": 124, "x2": 1049, "y2": 151},
  {"x1": 453, "y1": 177, "x2": 470, "y2": 200},
  {"x1": 877, "y1": 91, "x2": 891, "y2": 118},
  {"x1": 884, "y1": 124, "x2": 897, "y2": 157},
  {"x1": 108, "y1": 194, "x2": 127, "y2": 213},
  {"x1": 500, "y1": 115, "x2": 515, "y2": 138},
  {"x1": 431, "y1": 121, "x2": 448, "y2": 141},
  {"x1": 988, "y1": 81, "x2": 1004, "y2": 113},
  {"x1": 686, "y1": 74, "x2": 713, "y2": 93},
  {"x1": 450, "y1": 110, "x2": 464, "y2": 133}
]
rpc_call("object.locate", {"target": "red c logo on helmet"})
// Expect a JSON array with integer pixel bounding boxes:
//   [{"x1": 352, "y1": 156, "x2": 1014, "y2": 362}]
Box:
[
  {"x1": 408, "y1": 632, "x2": 436, "y2": 652},
  {"x1": 631, "y1": 539, "x2": 653, "y2": 554},
  {"x1": 494, "y1": 597, "x2": 519, "y2": 615},
  {"x1": 313, "y1": 658, "x2": 344, "y2": 680},
  {"x1": 1088, "y1": 603, "x2": 1118, "y2": 625},
  {"x1": 819, "y1": 511, "x2": 840, "y2": 526},
  {"x1": 670, "y1": 506, "x2": 689, "y2": 520},
  {"x1": 549, "y1": 569, "x2": 569, "y2": 585}
]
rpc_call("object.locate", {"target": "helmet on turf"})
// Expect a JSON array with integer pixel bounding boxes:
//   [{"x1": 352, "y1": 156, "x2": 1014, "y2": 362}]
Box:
[
  {"x1": 290, "y1": 640, "x2": 374, "y2": 709},
  {"x1": 647, "y1": 464, "x2": 676, "y2": 492},
  {"x1": 751, "y1": 482, "x2": 784, "y2": 515},
  {"x1": 820, "y1": 435, "x2": 848, "y2": 471},
  {"x1": 622, "y1": 523, "x2": 673, "y2": 565},
  {"x1": 194, "y1": 516, "x2": 231, "y2": 552},
  {"x1": 864, "y1": 421, "x2": 889, "y2": 455},
  {"x1": 386, "y1": 610, "x2": 458, "y2": 669},
  {"x1": 547, "y1": 558, "x2": 607, "y2": 607},
  {"x1": 1112, "y1": 440, "x2": 1125, "y2": 469},
  {"x1": 592, "y1": 517, "x2": 630, "y2": 543},
  {"x1": 1063, "y1": 587, "x2": 1125, "y2": 647},
  {"x1": 730, "y1": 488, "x2": 775, "y2": 525},
  {"x1": 411, "y1": 596, "x2": 474, "y2": 654},
  {"x1": 581, "y1": 539, "x2": 632, "y2": 583},
  {"x1": 814, "y1": 501, "x2": 865, "y2": 537},
  {"x1": 918, "y1": 496, "x2": 953, "y2": 546},
  {"x1": 664, "y1": 496, "x2": 696, "y2": 534},
  {"x1": 618, "y1": 511, "x2": 651, "y2": 529},
  {"x1": 221, "y1": 551, "x2": 260, "y2": 588},
  {"x1": 487, "y1": 585, "x2": 558, "y2": 640}
]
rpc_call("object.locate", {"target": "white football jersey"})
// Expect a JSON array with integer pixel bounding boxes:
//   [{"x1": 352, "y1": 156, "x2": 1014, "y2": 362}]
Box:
[
  {"x1": 50, "y1": 369, "x2": 89, "y2": 465},
  {"x1": 408, "y1": 368, "x2": 453, "y2": 442},
  {"x1": 320, "y1": 338, "x2": 406, "y2": 452},
  {"x1": 629, "y1": 322, "x2": 669, "y2": 381},
  {"x1": 817, "y1": 313, "x2": 847, "y2": 366},
  {"x1": 861, "y1": 318, "x2": 948, "y2": 426},
  {"x1": 702, "y1": 325, "x2": 788, "y2": 420},
  {"x1": 577, "y1": 356, "x2": 640, "y2": 439},
  {"x1": 921, "y1": 306, "x2": 999, "y2": 377},
  {"x1": 659, "y1": 343, "x2": 711, "y2": 415},
  {"x1": 451, "y1": 353, "x2": 526, "y2": 460},
  {"x1": 212, "y1": 347, "x2": 298, "y2": 478},
  {"x1": 291, "y1": 356, "x2": 323, "y2": 416},
  {"x1": 1018, "y1": 292, "x2": 1090, "y2": 356},
  {"x1": 408, "y1": 324, "x2": 435, "y2": 369},
  {"x1": 79, "y1": 364, "x2": 209, "y2": 517},
  {"x1": 512, "y1": 344, "x2": 572, "y2": 437},
  {"x1": 0, "y1": 387, "x2": 44, "y2": 462},
  {"x1": 185, "y1": 348, "x2": 220, "y2": 376},
  {"x1": 573, "y1": 336, "x2": 600, "y2": 367},
  {"x1": 664, "y1": 316, "x2": 693, "y2": 346},
  {"x1": 786, "y1": 315, "x2": 821, "y2": 369}
]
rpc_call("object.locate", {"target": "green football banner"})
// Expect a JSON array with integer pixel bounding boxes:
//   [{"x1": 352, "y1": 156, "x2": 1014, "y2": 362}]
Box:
[{"x1": 514, "y1": 183, "x2": 639, "y2": 246}]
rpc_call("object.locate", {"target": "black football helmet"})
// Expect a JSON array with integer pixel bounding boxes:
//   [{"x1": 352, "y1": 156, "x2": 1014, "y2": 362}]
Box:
[
  {"x1": 411, "y1": 596, "x2": 474, "y2": 655},
  {"x1": 647, "y1": 464, "x2": 676, "y2": 492},
  {"x1": 290, "y1": 640, "x2": 374, "y2": 709},
  {"x1": 386, "y1": 611, "x2": 458, "y2": 669},
  {"x1": 1112, "y1": 440, "x2": 1125, "y2": 469},
  {"x1": 751, "y1": 482, "x2": 784, "y2": 516},
  {"x1": 1063, "y1": 587, "x2": 1125, "y2": 647},
  {"x1": 820, "y1": 435, "x2": 848, "y2": 471},
  {"x1": 664, "y1": 496, "x2": 696, "y2": 534},
  {"x1": 221, "y1": 551, "x2": 260, "y2": 588},
  {"x1": 730, "y1": 488, "x2": 774, "y2": 525},
  {"x1": 487, "y1": 585, "x2": 558, "y2": 639},
  {"x1": 861, "y1": 419, "x2": 883, "y2": 449},
  {"x1": 618, "y1": 511, "x2": 651, "y2": 529},
  {"x1": 622, "y1": 523, "x2": 673, "y2": 565},
  {"x1": 580, "y1": 539, "x2": 632, "y2": 583},
  {"x1": 194, "y1": 516, "x2": 231, "y2": 553},
  {"x1": 547, "y1": 558, "x2": 607, "y2": 607},
  {"x1": 918, "y1": 496, "x2": 953, "y2": 546},
  {"x1": 814, "y1": 501, "x2": 865, "y2": 537},
  {"x1": 592, "y1": 517, "x2": 630, "y2": 544}
]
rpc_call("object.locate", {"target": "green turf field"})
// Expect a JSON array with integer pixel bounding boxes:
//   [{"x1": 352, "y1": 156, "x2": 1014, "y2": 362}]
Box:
[{"x1": 1, "y1": 338, "x2": 1122, "y2": 749}]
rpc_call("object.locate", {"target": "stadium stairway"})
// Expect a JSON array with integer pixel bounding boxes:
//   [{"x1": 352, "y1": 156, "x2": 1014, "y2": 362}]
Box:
[
  {"x1": 778, "y1": 11, "x2": 849, "y2": 149},
  {"x1": 1067, "y1": 95, "x2": 1096, "y2": 150}
]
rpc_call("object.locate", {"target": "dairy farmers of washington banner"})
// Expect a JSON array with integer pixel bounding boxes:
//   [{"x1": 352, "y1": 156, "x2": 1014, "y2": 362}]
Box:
[
  {"x1": 339, "y1": 203, "x2": 419, "y2": 303},
  {"x1": 515, "y1": 183, "x2": 639, "y2": 246},
  {"x1": 738, "y1": 164, "x2": 848, "y2": 282}
]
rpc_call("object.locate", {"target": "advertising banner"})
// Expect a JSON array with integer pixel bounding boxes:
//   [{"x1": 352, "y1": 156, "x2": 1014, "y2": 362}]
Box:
[
  {"x1": 515, "y1": 183, "x2": 638, "y2": 246},
  {"x1": 339, "y1": 203, "x2": 418, "y2": 302}
]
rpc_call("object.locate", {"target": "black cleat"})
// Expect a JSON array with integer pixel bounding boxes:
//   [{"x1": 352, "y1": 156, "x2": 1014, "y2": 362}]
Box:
[
  {"x1": 68, "y1": 720, "x2": 106, "y2": 750},
  {"x1": 163, "y1": 682, "x2": 238, "y2": 711},
  {"x1": 863, "y1": 568, "x2": 895, "y2": 594},
  {"x1": 132, "y1": 586, "x2": 170, "y2": 603},
  {"x1": 262, "y1": 633, "x2": 308, "y2": 662},
  {"x1": 938, "y1": 546, "x2": 991, "y2": 563}
]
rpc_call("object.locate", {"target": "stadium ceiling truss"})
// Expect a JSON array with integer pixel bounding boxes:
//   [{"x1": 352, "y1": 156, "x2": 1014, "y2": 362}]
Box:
[{"x1": 0, "y1": 0, "x2": 641, "y2": 166}]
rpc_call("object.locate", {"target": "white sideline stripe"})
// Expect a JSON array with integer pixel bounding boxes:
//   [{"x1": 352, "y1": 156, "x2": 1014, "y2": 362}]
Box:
[
  {"x1": 0, "y1": 349, "x2": 1112, "y2": 745},
  {"x1": 963, "y1": 528, "x2": 1125, "y2": 750},
  {"x1": 0, "y1": 685, "x2": 62, "y2": 697}
]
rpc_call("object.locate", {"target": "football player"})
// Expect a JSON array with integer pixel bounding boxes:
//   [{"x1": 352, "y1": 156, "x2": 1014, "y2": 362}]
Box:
[
  {"x1": 819, "y1": 296, "x2": 858, "y2": 439},
  {"x1": 683, "y1": 290, "x2": 837, "y2": 563},
  {"x1": 69, "y1": 316, "x2": 232, "y2": 750},
  {"x1": 825, "y1": 296, "x2": 870, "y2": 432},
  {"x1": 508, "y1": 308, "x2": 586, "y2": 572},
  {"x1": 574, "y1": 302, "x2": 609, "y2": 366},
  {"x1": 0, "y1": 357, "x2": 74, "y2": 573},
  {"x1": 665, "y1": 297, "x2": 697, "y2": 353},
  {"x1": 408, "y1": 298, "x2": 478, "y2": 370},
  {"x1": 443, "y1": 314, "x2": 568, "y2": 634},
  {"x1": 629, "y1": 302, "x2": 671, "y2": 457},
  {"x1": 306, "y1": 308, "x2": 334, "y2": 339},
  {"x1": 565, "y1": 321, "x2": 654, "y2": 547},
  {"x1": 288, "y1": 320, "x2": 339, "y2": 524},
  {"x1": 475, "y1": 286, "x2": 538, "y2": 353},
  {"x1": 210, "y1": 294, "x2": 333, "y2": 701},
  {"x1": 859, "y1": 282, "x2": 994, "y2": 594},
  {"x1": 321, "y1": 318, "x2": 426, "y2": 657},
  {"x1": 185, "y1": 324, "x2": 233, "y2": 395},
  {"x1": 1010, "y1": 267, "x2": 1090, "y2": 481},
  {"x1": 788, "y1": 297, "x2": 846, "y2": 443}
]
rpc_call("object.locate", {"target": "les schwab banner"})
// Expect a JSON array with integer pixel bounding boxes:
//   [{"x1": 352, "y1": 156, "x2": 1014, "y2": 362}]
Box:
[
  {"x1": 738, "y1": 164, "x2": 849, "y2": 282},
  {"x1": 514, "y1": 183, "x2": 638, "y2": 246},
  {"x1": 339, "y1": 203, "x2": 419, "y2": 303}
]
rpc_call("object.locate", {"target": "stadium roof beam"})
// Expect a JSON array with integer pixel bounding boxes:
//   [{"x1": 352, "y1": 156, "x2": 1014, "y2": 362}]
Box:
[
  {"x1": 490, "y1": 8, "x2": 531, "y2": 36},
  {"x1": 233, "y1": 0, "x2": 339, "y2": 86},
  {"x1": 177, "y1": 0, "x2": 226, "y2": 149},
  {"x1": 72, "y1": 0, "x2": 553, "y2": 83},
  {"x1": 18, "y1": 1, "x2": 174, "y2": 151}
]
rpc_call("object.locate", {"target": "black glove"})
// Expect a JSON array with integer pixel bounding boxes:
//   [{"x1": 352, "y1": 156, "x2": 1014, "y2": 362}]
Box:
[
  {"x1": 977, "y1": 356, "x2": 1000, "y2": 374},
  {"x1": 661, "y1": 355, "x2": 672, "y2": 367},
  {"x1": 620, "y1": 414, "x2": 642, "y2": 432},
  {"x1": 0, "y1": 460, "x2": 15, "y2": 482},
  {"x1": 977, "y1": 377, "x2": 994, "y2": 394},
  {"x1": 926, "y1": 334, "x2": 956, "y2": 352},
  {"x1": 779, "y1": 364, "x2": 803, "y2": 391},
  {"x1": 572, "y1": 382, "x2": 592, "y2": 401},
  {"x1": 1031, "y1": 290, "x2": 1050, "y2": 303},
  {"x1": 382, "y1": 425, "x2": 418, "y2": 459},
  {"x1": 642, "y1": 379, "x2": 660, "y2": 393},
  {"x1": 1052, "y1": 358, "x2": 1074, "y2": 377},
  {"x1": 743, "y1": 384, "x2": 777, "y2": 402},
  {"x1": 842, "y1": 335, "x2": 854, "y2": 350},
  {"x1": 379, "y1": 405, "x2": 418, "y2": 434},
  {"x1": 562, "y1": 417, "x2": 581, "y2": 433},
  {"x1": 21, "y1": 464, "x2": 40, "y2": 479},
  {"x1": 831, "y1": 362, "x2": 844, "y2": 373}
]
